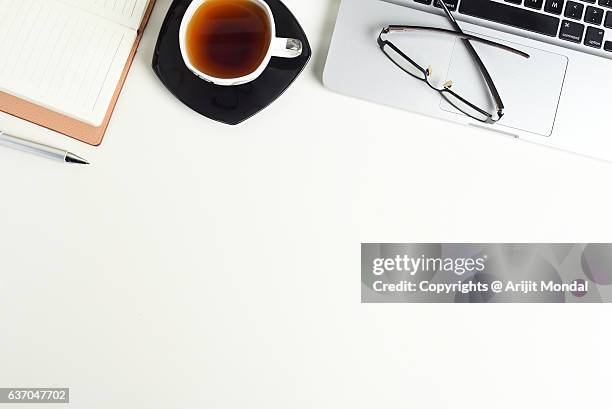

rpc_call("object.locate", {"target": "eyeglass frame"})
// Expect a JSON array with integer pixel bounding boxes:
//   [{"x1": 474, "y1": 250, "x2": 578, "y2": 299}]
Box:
[{"x1": 376, "y1": 1, "x2": 529, "y2": 124}]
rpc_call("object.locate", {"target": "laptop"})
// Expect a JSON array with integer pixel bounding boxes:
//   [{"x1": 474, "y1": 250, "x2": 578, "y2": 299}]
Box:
[{"x1": 323, "y1": 0, "x2": 612, "y2": 160}]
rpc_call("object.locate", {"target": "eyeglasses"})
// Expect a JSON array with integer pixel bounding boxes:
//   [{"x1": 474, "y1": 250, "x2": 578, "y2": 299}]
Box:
[{"x1": 377, "y1": 1, "x2": 529, "y2": 124}]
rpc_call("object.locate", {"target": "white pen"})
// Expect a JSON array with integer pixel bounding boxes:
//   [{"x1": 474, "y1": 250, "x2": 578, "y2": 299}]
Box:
[{"x1": 0, "y1": 130, "x2": 89, "y2": 165}]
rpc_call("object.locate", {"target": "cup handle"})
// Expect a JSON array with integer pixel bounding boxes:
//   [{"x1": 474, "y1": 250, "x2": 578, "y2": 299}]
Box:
[{"x1": 270, "y1": 37, "x2": 303, "y2": 58}]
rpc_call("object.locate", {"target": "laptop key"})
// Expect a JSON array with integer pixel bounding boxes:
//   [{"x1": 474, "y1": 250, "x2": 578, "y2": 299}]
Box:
[
  {"x1": 605, "y1": 40, "x2": 612, "y2": 51},
  {"x1": 434, "y1": 0, "x2": 458, "y2": 12},
  {"x1": 584, "y1": 26, "x2": 605, "y2": 47},
  {"x1": 585, "y1": 6, "x2": 604, "y2": 24},
  {"x1": 606, "y1": 11, "x2": 612, "y2": 27},
  {"x1": 505, "y1": 0, "x2": 522, "y2": 3},
  {"x1": 565, "y1": 1, "x2": 584, "y2": 19},
  {"x1": 458, "y1": 0, "x2": 560, "y2": 36},
  {"x1": 544, "y1": 0, "x2": 565, "y2": 14},
  {"x1": 599, "y1": 0, "x2": 612, "y2": 8},
  {"x1": 413, "y1": 0, "x2": 433, "y2": 5},
  {"x1": 559, "y1": 19, "x2": 585, "y2": 42},
  {"x1": 583, "y1": 0, "x2": 596, "y2": 3},
  {"x1": 525, "y1": 0, "x2": 544, "y2": 9}
]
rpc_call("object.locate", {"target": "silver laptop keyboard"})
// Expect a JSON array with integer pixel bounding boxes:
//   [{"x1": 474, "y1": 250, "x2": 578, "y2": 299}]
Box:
[{"x1": 410, "y1": 0, "x2": 612, "y2": 57}]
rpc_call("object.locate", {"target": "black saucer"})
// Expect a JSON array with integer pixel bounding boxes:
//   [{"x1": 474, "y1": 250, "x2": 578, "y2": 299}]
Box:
[{"x1": 152, "y1": 0, "x2": 311, "y2": 125}]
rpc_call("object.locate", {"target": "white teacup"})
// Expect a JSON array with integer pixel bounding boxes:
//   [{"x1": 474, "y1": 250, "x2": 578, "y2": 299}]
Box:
[{"x1": 179, "y1": 0, "x2": 303, "y2": 86}]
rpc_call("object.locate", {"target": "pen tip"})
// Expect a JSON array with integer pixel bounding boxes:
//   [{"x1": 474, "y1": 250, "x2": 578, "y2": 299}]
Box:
[{"x1": 65, "y1": 152, "x2": 90, "y2": 165}]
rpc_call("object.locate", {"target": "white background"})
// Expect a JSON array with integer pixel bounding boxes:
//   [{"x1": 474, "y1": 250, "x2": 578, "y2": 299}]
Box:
[{"x1": 1, "y1": 1, "x2": 610, "y2": 408}]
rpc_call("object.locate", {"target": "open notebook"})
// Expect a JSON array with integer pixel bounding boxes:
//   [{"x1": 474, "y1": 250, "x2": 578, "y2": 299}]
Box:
[{"x1": 0, "y1": 0, "x2": 155, "y2": 145}]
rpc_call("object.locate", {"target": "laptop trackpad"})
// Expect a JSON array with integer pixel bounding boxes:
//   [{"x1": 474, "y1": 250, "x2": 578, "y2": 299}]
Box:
[{"x1": 440, "y1": 35, "x2": 568, "y2": 137}]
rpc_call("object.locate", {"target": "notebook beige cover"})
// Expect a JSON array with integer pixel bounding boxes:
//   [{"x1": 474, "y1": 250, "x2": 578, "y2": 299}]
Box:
[{"x1": 0, "y1": 0, "x2": 156, "y2": 146}]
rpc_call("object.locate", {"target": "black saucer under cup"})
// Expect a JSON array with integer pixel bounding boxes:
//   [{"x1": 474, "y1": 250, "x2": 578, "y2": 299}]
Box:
[{"x1": 152, "y1": 0, "x2": 311, "y2": 125}]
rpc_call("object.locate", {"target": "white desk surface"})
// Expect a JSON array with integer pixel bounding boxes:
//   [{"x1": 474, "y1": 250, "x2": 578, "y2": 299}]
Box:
[{"x1": 1, "y1": 1, "x2": 610, "y2": 408}]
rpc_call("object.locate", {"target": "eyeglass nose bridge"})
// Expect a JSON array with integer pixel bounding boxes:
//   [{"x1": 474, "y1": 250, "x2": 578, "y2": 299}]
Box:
[{"x1": 423, "y1": 65, "x2": 454, "y2": 91}]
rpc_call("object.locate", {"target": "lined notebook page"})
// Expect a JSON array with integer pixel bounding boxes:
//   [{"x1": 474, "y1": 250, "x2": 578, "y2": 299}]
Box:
[
  {"x1": 58, "y1": 0, "x2": 150, "y2": 30},
  {"x1": 0, "y1": 0, "x2": 136, "y2": 126}
]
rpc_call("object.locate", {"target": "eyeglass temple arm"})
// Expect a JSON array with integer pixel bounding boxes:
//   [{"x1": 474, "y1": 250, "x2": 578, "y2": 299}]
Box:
[
  {"x1": 437, "y1": 0, "x2": 510, "y2": 117},
  {"x1": 385, "y1": 26, "x2": 530, "y2": 59}
]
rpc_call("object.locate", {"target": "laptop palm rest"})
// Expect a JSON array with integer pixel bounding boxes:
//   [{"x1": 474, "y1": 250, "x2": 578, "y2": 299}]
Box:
[
  {"x1": 441, "y1": 37, "x2": 568, "y2": 136},
  {"x1": 323, "y1": 0, "x2": 568, "y2": 137}
]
